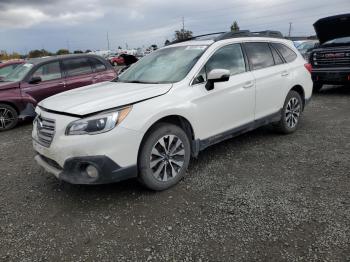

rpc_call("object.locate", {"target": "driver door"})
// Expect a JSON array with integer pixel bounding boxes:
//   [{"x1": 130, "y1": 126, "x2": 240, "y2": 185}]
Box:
[
  {"x1": 190, "y1": 43, "x2": 256, "y2": 140},
  {"x1": 21, "y1": 61, "x2": 65, "y2": 102}
]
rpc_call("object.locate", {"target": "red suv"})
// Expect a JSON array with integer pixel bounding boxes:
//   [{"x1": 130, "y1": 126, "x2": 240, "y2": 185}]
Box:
[{"x1": 0, "y1": 54, "x2": 116, "y2": 131}]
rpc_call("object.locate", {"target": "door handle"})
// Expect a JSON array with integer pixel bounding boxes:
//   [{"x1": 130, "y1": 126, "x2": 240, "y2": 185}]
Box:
[
  {"x1": 281, "y1": 71, "x2": 289, "y2": 77},
  {"x1": 243, "y1": 81, "x2": 254, "y2": 89}
]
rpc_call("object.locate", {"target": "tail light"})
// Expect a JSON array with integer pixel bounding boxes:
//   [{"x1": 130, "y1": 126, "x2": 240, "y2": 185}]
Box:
[{"x1": 304, "y1": 63, "x2": 312, "y2": 73}]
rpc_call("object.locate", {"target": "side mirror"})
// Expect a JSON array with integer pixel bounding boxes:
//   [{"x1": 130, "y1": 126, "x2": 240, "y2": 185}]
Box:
[
  {"x1": 205, "y1": 69, "x2": 230, "y2": 91},
  {"x1": 29, "y1": 76, "x2": 42, "y2": 84}
]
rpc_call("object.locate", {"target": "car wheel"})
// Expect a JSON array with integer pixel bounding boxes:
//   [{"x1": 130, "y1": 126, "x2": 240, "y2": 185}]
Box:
[
  {"x1": 138, "y1": 123, "x2": 191, "y2": 191},
  {"x1": 313, "y1": 83, "x2": 323, "y2": 92},
  {"x1": 0, "y1": 103, "x2": 18, "y2": 131},
  {"x1": 274, "y1": 91, "x2": 303, "y2": 134}
]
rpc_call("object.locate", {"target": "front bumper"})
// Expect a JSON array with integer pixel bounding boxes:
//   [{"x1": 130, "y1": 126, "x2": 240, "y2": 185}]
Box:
[
  {"x1": 312, "y1": 69, "x2": 350, "y2": 84},
  {"x1": 35, "y1": 154, "x2": 137, "y2": 184}
]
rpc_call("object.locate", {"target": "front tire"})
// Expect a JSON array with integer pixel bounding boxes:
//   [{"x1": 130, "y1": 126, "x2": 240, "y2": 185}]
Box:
[
  {"x1": 274, "y1": 91, "x2": 303, "y2": 134},
  {"x1": 138, "y1": 123, "x2": 191, "y2": 191},
  {"x1": 0, "y1": 103, "x2": 18, "y2": 131}
]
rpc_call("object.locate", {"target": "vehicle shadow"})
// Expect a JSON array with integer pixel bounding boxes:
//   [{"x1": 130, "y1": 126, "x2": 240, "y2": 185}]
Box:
[{"x1": 318, "y1": 84, "x2": 350, "y2": 96}]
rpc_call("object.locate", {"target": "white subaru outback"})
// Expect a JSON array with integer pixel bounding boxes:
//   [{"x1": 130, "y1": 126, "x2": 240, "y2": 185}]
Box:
[{"x1": 33, "y1": 31, "x2": 313, "y2": 190}]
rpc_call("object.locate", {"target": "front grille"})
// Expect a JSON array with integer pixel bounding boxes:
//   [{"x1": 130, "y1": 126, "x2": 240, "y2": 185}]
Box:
[
  {"x1": 312, "y1": 49, "x2": 350, "y2": 67},
  {"x1": 36, "y1": 116, "x2": 56, "y2": 147}
]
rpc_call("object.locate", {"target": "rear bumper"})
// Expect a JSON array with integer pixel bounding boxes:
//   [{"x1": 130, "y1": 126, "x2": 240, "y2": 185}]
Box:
[
  {"x1": 35, "y1": 154, "x2": 137, "y2": 185},
  {"x1": 312, "y1": 69, "x2": 350, "y2": 84}
]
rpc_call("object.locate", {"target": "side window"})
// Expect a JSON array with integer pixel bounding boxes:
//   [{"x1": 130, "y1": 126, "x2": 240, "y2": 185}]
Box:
[
  {"x1": 32, "y1": 62, "x2": 62, "y2": 81},
  {"x1": 63, "y1": 58, "x2": 93, "y2": 77},
  {"x1": 270, "y1": 45, "x2": 284, "y2": 65},
  {"x1": 90, "y1": 58, "x2": 107, "y2": 72},
  {"x1": 272, "y1": 43, "x2": 297, "y2": 63},
  {"x1": 206, "y1": 44, "x2": 246, "y2": 75},
  {"x1": 244, "y1": 42, "x2": 275, "y2": 70}
]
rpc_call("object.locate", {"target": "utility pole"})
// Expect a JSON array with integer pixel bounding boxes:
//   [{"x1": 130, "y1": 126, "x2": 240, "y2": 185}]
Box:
[
  {"x1": 107, "y1": 32, "x2": 110, "y2": 51},
  {"x1": 288, "y1": 22, "x2": 292, "y2": 38},
  {"x1": 66, "y1": 40, "x2": 70, "y2": 51},
  {"x1": 182, "y1": 16, "x2": 185, "y2": 31}
]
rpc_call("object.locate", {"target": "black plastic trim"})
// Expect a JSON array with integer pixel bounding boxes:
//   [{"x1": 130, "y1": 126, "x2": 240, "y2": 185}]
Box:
[
  {"x1": 58, "y1": 155, "x2": 138, "y2": 185},
  {"x1": 198, "y1": 110, "x2": 281, "y2": 151}
]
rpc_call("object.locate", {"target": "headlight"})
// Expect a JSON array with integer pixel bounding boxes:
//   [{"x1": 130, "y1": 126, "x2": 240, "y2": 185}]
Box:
[{"x1": 66, "y1": 106, "x2": 132, "y2": 135}]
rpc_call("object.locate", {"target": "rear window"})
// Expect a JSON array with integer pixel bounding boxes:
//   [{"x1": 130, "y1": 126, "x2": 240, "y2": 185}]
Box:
[
  {"x1": 244, "y1": 42, "x2": 275, "y2": 70},
  {"x1": 63, "y1": 58, "x2": 92, "y2": 77},
  {"x1": 272, "y1": 43, "x2": 297, "y2": 63},
  {"x1": 89, "y1": 58, "x2": 107, "y2": 72}
]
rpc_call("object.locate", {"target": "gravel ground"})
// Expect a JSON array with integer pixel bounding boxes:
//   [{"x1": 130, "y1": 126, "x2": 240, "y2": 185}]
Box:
[{"x1": 0, "y1": 85, "x2": 349, "y2": 261}]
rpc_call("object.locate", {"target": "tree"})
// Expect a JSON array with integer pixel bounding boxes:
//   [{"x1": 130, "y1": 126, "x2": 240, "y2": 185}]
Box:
[
  {"x1": 28, "y1": 49, "x2": 51, "y2": 58},
  {"x1": 230, "y1": 21, "x2": 240, "y2": 32},
  {"x1": 151, "y1": 44, "x2": 158, "y2": 50},
  {"x1": 174, "y1": 29, "x2": 193, "y2": 41},
  {"x1": 0, "y1": 51, "x2": 21, "y2": 60},
  {"x1": 56, "y1": 49, "x2": 70, "y2": 55},
  {"x1": 85, "y1": 49, "x2": 92, "y2": 53},
  {"x1": 73, "y1": 50, "x2": 83, "y2": 54},
  {"x1": 164, "y1": 40, "x2": 170, "y2": 46}
]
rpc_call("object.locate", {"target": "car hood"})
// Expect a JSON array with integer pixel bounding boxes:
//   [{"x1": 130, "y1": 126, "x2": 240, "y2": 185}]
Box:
[
  {"x1": 0, "y1": 81, "x2": 20, "y2": 91},
  {"x1": 314, "y1": 14, "x2": 350, "y2": 44},
  {"x1": 39, "y1": 81, "x2": 173, "y2": 116}
]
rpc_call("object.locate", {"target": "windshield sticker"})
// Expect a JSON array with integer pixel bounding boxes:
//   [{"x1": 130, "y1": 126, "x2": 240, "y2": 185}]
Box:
[{"x1": 185, "y1": 46, "x2": 207, "y2": 50}]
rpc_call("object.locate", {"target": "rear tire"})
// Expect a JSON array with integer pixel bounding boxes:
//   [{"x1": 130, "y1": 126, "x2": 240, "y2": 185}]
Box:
[
  {"x1": 138, "y1": 123, "x2": 191, "y2": 191},
  {"x1": 0, "y1": 103, "x2": 18, "y2": 131},
  {"x1": 313, "y1": 83, "x2": 323, "y2": 92},
  {"x1": 274, "y1": 91, "x2": 302, "y2": 134}
]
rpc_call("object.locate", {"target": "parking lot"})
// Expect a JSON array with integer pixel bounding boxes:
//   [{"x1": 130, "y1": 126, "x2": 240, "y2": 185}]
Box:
[{"x1": 0, "y1": 85, "x2": 349, "y2": 261}]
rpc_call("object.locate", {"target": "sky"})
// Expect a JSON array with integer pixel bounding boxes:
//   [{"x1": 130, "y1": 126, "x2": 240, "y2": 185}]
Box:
[{"x1": 0, "y1": 0, "x2": 349, "y2": 53}]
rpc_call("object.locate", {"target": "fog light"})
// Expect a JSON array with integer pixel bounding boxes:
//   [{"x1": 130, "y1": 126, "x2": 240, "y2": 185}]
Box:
[{"x1": 86, "y1": 165, "x2": 99, "y2": 178}]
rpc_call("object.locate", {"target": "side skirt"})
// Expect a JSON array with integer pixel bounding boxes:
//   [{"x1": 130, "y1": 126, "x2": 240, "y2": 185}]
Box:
[{"x1": 194, "y1": 110, "x2": 282, "y2": 154}]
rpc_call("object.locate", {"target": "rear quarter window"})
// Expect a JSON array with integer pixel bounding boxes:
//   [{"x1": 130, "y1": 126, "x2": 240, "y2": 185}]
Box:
[
  {"x1": 89, "y1": 58, "x2": 107, "y2": 72},
  {"x1": 272, "y1": 43, "x2": 297, "y2": 63}
]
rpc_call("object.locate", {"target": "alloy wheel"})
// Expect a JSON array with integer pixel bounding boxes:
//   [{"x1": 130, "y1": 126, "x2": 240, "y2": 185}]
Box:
[
  {"x1": 0, "y1": 107, "x2": 16, "y2": 130},
  {"x1": 285, "y1": 97, "x2": 301, "y2": 128},
  {"x1": 150, "y1": 135, "x2": 185, "y2": 182}
]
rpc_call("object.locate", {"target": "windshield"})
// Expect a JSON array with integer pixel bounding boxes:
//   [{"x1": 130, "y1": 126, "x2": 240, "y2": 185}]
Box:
[
  {"x1": 323, "y1": 37, "x2": 350, "y2": 46},
  {"x1": 3, "y1": 63, "x2": 33, "y2": 82},
  {"x1": 117, "y1": 46, "x2": 207, "y2": 84}
]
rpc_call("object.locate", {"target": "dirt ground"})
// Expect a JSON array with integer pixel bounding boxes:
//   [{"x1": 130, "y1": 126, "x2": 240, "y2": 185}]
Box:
[{"x1": 0, "y1": 85, "x2": 349, "y2": 261}]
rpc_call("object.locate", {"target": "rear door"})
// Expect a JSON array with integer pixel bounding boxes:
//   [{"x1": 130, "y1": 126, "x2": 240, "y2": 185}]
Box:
[
  {"x1": 244, "y1": 42, "x2": 290, "y2": 120},
  {"x1": 88, "y1": 57, "x2": 116, "y2": 83},
  {"x1": 20, "y1": 61, "x2": 65, "y2": 102},
  {"x1": 62, "y1": 57, "x2": 94, "y2": 91}
]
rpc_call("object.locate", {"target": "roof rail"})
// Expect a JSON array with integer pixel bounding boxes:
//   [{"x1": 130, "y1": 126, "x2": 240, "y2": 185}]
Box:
[
  {"x1": 169, "y1": 32, "x2": 226, "y2": 45},
  {"x1": 215, "y1": 30, "x2": 284, "y2": 41},
  {"x1": 167, "y1": 30, "x2": 284, "y2": 46}
]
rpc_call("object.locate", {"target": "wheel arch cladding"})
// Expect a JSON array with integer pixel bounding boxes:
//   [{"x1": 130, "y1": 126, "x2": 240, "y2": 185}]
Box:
[
  {"x1": 138, "y1": 115, "x2": 196, "y2": 162},
  {"x1": 290, "y1": 85, "x2": 305, "y2": 109}
]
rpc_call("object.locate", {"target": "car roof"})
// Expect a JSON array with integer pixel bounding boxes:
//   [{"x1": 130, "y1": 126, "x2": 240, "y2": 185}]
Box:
[
  {"x1": 167, "y1": 37, "x2": 294, "y2": 49},
  {"x1": 27, "y1": 54, "x2": 105, "y2": 65}
]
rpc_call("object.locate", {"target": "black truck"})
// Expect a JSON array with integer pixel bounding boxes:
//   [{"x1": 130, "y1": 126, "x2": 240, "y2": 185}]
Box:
[{"x1": 310, "y1": 14, "x2": 350, "y2": 91}]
